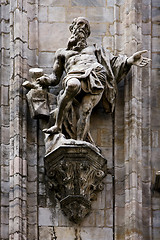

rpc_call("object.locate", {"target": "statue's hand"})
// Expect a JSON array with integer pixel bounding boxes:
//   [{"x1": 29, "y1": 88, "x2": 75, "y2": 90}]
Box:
[
  {"x1": 127, "y1": 50, "x2": 151, "y2": 67},
  {"x1": 36, "y1": 75, "x2": 50, "y2": 86}
]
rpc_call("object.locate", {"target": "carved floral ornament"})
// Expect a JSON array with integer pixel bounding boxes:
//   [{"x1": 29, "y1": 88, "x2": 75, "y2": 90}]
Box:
[{"x1": 23, "y1": 17, "x2": 150, "y2": 223}]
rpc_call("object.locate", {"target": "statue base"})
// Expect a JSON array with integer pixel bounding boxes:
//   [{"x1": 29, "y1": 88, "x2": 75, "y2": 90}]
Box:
[{"x1": 44, "y1": 139, "x2": 107, "y2": 223}]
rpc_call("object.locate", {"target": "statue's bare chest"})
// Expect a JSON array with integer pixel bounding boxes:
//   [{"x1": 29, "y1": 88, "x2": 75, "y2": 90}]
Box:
[{"x1": 64, "y1": 46, "x2": 97, "y2": 69}]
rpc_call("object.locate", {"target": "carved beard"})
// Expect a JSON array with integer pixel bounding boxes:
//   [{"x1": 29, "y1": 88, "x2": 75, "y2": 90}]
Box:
[{"x1": 67, "y1": 33, "x2": 87, "y2": 51}]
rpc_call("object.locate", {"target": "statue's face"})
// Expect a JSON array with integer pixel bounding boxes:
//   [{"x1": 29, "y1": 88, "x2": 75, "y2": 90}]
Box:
[{"x1": 70, "y1": 18, "x2": 90, "y2": 39}]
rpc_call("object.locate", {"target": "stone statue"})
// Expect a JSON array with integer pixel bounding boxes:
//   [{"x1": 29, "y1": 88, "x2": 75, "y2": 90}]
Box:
[
  {"x1": 34, "y1": 17, "x2": 150, "y2": 143},
  {"x1": 23, "y1": 17, "x2": 151, "y2": 223}
]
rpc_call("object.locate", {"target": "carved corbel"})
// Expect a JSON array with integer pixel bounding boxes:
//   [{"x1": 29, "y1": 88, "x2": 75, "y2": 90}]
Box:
[{"x1": 44, "y1": 143, "x2": 107, "y2": 223}]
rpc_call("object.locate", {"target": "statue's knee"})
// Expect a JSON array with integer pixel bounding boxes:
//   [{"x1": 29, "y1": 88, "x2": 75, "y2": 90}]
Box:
[
  {"x1": 68, "y1": 82, "x2": 80, "y2": 93},
  {"x1": 66, "y1": 79, "x2": 81, "y2": 94}
]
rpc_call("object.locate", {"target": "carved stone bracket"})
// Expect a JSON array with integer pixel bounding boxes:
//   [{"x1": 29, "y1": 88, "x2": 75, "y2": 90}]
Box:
[{"x1": 44, "y1": 143, "x2": 107, "y2": 223}]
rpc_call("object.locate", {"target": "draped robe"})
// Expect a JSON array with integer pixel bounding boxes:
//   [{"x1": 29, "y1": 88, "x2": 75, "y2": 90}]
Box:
[{"x1": 61, "y1": 45, "x2": 131, "y2": 139}]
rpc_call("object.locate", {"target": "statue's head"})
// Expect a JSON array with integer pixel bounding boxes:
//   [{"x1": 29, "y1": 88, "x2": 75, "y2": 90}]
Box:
[{"x1": 69, "y1": 17, "x2": 91, "y2": 39}]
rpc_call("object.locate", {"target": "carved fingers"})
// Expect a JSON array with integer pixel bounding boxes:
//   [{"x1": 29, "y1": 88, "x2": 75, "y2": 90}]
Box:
[
  {"x1": 132, "y1": 50, "x2": 151, "y2": 67},
  {"x1": 36, "y1": 74, "x2": 51, "y2": 86},
  {"x1": 133, "y1": 50, "x2": 148, "y2": 58},
  {"x1": 138, "y1": 57, "x2": 151, "y2": 67},
  {"x1": 43, "y1": 125, "x2": 60, "y2": 134},
  {"x1": 36, "y1": 76, "x2": 46, "y2": 85}
]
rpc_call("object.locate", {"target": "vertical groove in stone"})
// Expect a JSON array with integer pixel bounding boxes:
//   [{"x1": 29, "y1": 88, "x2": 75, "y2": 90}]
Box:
[
  {"x1": 123, "y1": 0, "x2": 143, "y2": 239},
  {"x1": 27, "y1": 0, "x2": 39, "y2": 239},
  {"x1": 142, "y1": 0, "x2": 152, "y2": 239},
  {"x1": 9, "y1": 1, "x2": 28, "y2": 239},
  {"x1": 150, "y1": 0, "x2": 160, "y2": 239},
  {"x1": 0, "y1": 1, "x2": 10, "y2": 239},
  {"x1": 113, "y1": 2, "x2": 119, "y2": 55},
  {"x1": 114, "y1": 1, "x2": 127, "y2": 239}
]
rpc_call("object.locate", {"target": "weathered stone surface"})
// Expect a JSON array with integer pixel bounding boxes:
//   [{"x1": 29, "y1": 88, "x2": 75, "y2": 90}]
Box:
[
  {"x1": 55, "y1": 227, "x2": 75, "y2": 240},
  {"x1": 80, "y1": 227, "x2": 113, "y2": 240},
  {"x1": 107, "y1": 0, "x2": 114, "y2": 7},
  {"x1": 152, "y1": 37, "x2": 160, "y2": 52},
  {"x1": 142, "y1": 22, "x2": 151, "y2": 35},
  {"x1": 40, "y1": 226, "x2": 113, "y2": 240},
  {"x1": 1, "y1": 33, "x2": 10, "y2": 49},
  {"x1": 116, "y1": 0, "x2": 124, "y2": 6},
  {"x1": 65, "y1": 7, "x2": 86, "y2": 22},
  {"x1": 48, "y1": 7, "x2": 66, "y2": 22},
  {"x1": 39, "y1": 23, "x2": 70, "y2": 51},
  {"x1": 152, "y1": 53, "x2": 160, "y2": 68},
  {"x1": 72, "y1": 0, "x2": 106, "y2": 7},
  {"x1": 39, "y1": 0, "x2": 70, "y2": 6},
  {"x1": 86, "y1": 7, "x2": 114, "y2": 23},
  {"x1": 38, "y1": 52, "x2": 55, "y2": 68},
  {"x1": 39, "y1": 6, "x2": 48, "y2": 22},
  {"x1": 29, "y1": 20, "x2": 38, "y2": 49},
  {"x1": 152, "y1": 23, "x2": 160, "y2": 37},
  {"x1": 38, "y1": 208, "x2": 54, "y2": 226},
  {"x1": 27, "y1": 224, "x2": 38, "y2": 240},
  {"x1": 89, "y1": 23, "x2": 107, "y2": 36},
  {"x1": 27, "y1": 3, "x2": 37, "y2": 21},
  {"x1": 114, "y1": 5, "x2": 120, "y2": 21},
  {"x1": 1, "y1": 224, "x2": 9, "y2": 239},
  {"x1": 153, "y1": 228, "x2": 160, "y2": 240},
  {"x1": 103, "y1": 36, "x2": 114, "y2": 50},
  {"x1": 152, "y1": 0, "x2": 160, "y2": 7},
  {"x1": 39, "y1": 226, "x2": 54, "y2": 240},
  {"x1": 152, "y1": 7, "x2": 160, "y2": 22}
]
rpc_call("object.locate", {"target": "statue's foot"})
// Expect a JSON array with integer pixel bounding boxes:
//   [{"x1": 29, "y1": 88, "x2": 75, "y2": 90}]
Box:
[{"x1": 43, "y1": 126, "x2": 60, "y2": 134}]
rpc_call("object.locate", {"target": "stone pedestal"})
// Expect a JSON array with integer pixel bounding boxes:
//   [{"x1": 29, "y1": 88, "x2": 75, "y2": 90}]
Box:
[{"x1": 44, "y1": 144, "x2": 107, "y2": 223}]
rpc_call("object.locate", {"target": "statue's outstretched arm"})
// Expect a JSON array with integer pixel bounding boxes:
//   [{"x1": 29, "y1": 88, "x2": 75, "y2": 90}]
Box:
[{"x1": 127, "y1": 50, "x2": 151, "y2": 67}]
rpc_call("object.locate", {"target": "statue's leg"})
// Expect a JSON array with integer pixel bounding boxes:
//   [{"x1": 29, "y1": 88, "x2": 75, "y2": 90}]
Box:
[
  {"x1": 77, "y1": 92, "x2": 103, "y2": 141},
  {"x1": 43, "y1": 78, "x2": 81, "y2": 134}
]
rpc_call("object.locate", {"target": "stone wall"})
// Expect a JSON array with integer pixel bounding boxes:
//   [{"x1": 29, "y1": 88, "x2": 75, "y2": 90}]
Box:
[
  {"x1": 0, "y1": 0, "x2": 160, "y2": 239},
  {"x1": 149, "y1": 0, "x2": 160, "y2": 239},
  {"x1": 36, "y1": 1, "x2": 115, "y2": 239}
]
